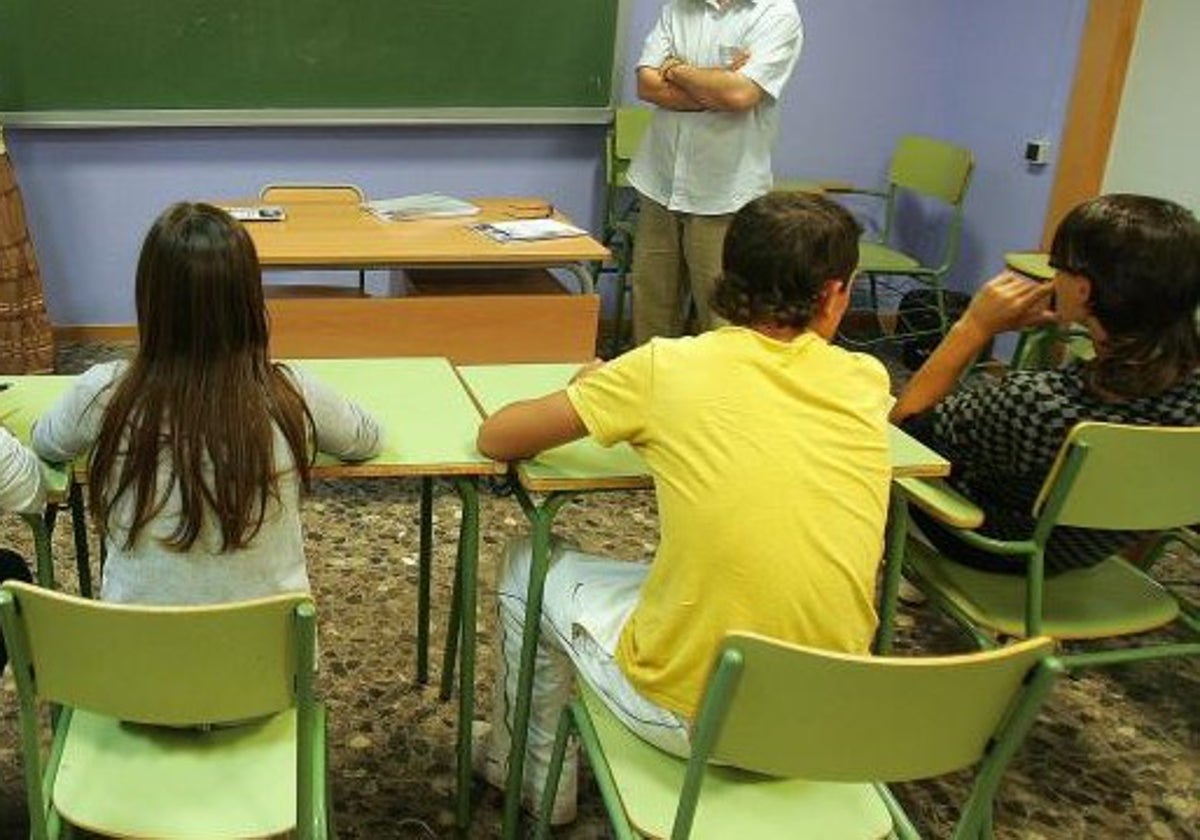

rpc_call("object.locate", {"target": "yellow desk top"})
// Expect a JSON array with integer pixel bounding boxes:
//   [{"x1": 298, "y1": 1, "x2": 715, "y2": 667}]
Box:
[
  {"x1": 233, "y1": 196, "x2": 610, "y2": 269},
  {"x1": 1004, "y1": 251, "x2": 1054, "y2": 281},
  {"x1": 286, "y1": 357, "x2": 503, "y2": 479},
  {"x1": 0, "y1": 375, "x2": 77, "y2": 502},
  {"x1": 458, "y1": 362, "x2": 951, "y2": 493},
  {"x1": 0, "y1": 360, "x2": 502, "y2": 488}
]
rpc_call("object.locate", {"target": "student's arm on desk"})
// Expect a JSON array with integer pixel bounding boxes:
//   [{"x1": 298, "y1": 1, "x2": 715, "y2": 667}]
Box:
[
  {"x1": 477, "y1": 392, "x2": 588, "y2": 462},
  {"x1": 891, "y1": 273, "x2": 1055, "y2": 423},
  {"x1": 0, "y1": 427, "x2": 45, "y2": 514}
]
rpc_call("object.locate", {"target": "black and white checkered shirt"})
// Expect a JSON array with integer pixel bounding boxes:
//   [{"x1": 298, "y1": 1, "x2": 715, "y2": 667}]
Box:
[{"x1": 928, "y1": 363, "x2": 1200, "y2": 572}]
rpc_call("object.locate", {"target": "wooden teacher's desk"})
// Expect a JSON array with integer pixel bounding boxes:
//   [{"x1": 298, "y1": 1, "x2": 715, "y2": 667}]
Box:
[
  {"x1": 457, "y1": 362, "x2": 951, "y2": 838},
  {"x1": 235, "y1": 196, "x2": 608, "y2": 362},
  {"x1": 243, "y1": 196, "x2": 610, "y2": 293}
]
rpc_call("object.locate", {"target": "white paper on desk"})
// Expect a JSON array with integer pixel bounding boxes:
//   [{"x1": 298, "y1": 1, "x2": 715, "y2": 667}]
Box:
[
  {"x1": 473, "y1": 219, "x2": 587, "y2": 242},
  {"x1": 363, "y1": 194, "x2": 481, "y2": 220},
  {"x1": 222, "y1": 205, "x2": 286, "y2": 222}
]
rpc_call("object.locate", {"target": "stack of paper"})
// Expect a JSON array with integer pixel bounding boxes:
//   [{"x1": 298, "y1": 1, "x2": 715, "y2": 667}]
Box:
[
  {"x1": 472, "y1": 219, "x2": 587, "y2": 243},
  {"x1": 362, "y1": 194, "x2": 481, "y2": 221}
]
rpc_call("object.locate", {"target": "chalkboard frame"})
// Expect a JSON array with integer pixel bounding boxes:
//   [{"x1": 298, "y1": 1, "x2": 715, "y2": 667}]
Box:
[{"x1": 0, "y1": 0, "x2": 629, "y2": 127}]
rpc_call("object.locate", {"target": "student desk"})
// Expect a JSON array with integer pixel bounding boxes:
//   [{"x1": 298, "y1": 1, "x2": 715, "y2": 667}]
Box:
[
  {"x1": 2, "y1": 359, "x2": 500, "y2": 831},
  {"x1": 0, "y1": 376, "x2": 86, "y2": 590},
  {"x1": 457, "y1": 362, "x2": 951, "y2": 839},
  {"x1": 240, "y1": 196, "x2": 610, "y2": 293}
]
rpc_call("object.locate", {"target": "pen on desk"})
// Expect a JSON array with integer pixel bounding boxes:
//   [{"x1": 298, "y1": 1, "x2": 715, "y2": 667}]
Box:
[{"x1": 504, "y1": 201, "x2": 553, "y2": 219}]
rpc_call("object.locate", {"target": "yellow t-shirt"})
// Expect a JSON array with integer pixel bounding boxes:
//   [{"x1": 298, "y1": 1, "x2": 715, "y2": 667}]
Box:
[{"x1": 566, "y1": 327, "x2": 893, "y2": 717}]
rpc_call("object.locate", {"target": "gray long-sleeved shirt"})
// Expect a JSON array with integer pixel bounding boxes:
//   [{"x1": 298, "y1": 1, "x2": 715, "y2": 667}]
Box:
[
  {"x1": 33, "y1": 361, "x2": 382, "y2": 604},
  {"x1": 0, "y1": 426, "x2": 46, "y2": 515}
]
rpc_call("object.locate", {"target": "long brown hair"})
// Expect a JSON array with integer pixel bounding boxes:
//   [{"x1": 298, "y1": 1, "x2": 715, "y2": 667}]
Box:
[
  {"x1": 89, "y1": 202, "x2": 314, "y2": 552},
  {"x1": 1049, "y1": 194, "x2": 1200, "y2": 399}
]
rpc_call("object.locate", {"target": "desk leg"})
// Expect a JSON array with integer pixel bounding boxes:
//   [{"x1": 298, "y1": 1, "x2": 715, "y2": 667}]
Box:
[
  {"x1": 875, "y1": 490, "x2": 910, "y2": 655},
  {"x1": 502, "y1": 487, "x2": 572, "y2": 840},
  {"x1": 450, "y1": 478, "x2": 480, "y2": 832},
  {"x1": 440, "y1": 547, "x2": 463, "y2": 702},
  {"x1": 21, "y1": 512, "x2": 54, "y2": 589},
  {"x1": 69, "y1": 482, "x2": 92, "y2": 598},
  {"x1": 417, "y1": 477, "x2": 434, "y2": 684}
]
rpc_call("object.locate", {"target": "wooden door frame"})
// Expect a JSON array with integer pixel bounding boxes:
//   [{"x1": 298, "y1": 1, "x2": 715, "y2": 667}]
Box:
[{"x1": 1041, "y1": 0, "x2": 1144, "y2": 247}]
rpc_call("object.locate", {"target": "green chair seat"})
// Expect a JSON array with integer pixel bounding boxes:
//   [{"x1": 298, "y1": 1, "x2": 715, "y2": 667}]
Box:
[
  {"x1": 56, "y1": 708, "x2": 305, "y2": 839},
  {"x1": 907, "y1": 539, "x2": 1180, "y2": 639},
  {"x1": 582, "y1": 684, "x2": 893, "y2": 840},
  {"x1": 857, "y1": 241, "x2": 930, "y2": 276}
]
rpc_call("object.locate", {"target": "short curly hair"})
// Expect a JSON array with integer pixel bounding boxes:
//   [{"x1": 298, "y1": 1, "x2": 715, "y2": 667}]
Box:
[{"x1": 710, "y1": 192, "x2": 861, "y2": 329}]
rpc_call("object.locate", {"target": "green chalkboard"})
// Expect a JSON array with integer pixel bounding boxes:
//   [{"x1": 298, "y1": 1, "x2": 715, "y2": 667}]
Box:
[{"x1": 0, "y1": 0, "x2": 621, "y2": 125}]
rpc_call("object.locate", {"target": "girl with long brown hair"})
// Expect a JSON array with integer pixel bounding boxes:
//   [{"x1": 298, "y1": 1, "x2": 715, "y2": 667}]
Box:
[{"x1": 32, "y1": 202, "x2": 381, "y2": 603}]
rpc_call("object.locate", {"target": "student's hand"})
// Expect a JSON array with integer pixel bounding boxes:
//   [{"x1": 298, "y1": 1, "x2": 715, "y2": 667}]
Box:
[
  {"x1": 960, "y1": 272, "x2": 1056, "y2": 338},
  {"x1": 569, "y1": 358, "x2": 605, "y2": 384}
]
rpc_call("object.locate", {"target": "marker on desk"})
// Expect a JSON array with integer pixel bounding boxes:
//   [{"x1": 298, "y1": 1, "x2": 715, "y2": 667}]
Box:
[{"x1": 504, "y1": 200, "x2": 553, "y2": 220}]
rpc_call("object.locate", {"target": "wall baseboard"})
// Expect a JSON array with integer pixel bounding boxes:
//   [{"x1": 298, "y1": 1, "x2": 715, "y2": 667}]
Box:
[{"x1": 53, "y1": 324, "x2": 138, "y2": 344}]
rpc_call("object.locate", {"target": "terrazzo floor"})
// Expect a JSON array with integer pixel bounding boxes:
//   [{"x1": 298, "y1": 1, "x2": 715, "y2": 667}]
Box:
[{"x1": 0, "y1": 342, "x2": 1196, "y2": 838}]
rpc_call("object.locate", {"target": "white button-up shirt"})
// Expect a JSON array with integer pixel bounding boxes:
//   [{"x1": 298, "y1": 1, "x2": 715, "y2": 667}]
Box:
[{"x1": 627, "y1": 0, "x2": 802, "y2": 216}]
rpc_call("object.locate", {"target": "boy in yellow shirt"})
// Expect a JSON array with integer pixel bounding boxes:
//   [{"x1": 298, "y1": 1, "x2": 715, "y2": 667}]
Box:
[{"x1": 475, "y1": 192, "x2": 894, "y2": 823}]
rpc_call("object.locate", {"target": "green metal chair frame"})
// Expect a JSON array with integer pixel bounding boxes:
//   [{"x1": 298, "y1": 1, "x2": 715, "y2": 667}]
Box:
[
  {"x1": 834, "y1": 135, "x2": 974, "y2": 347},
  {"x1": 598, "y1": 106, "x2": 652, "y2": 357},
  {"x1": 535, "y1": 632, "x2": 1058, "y2": 839},
  {"x1": 0, "y1": 583, "x2": 329, "y2": 840},
  {"x1": 878, "y1": 422, "x2": 1200, "y2": 670}
]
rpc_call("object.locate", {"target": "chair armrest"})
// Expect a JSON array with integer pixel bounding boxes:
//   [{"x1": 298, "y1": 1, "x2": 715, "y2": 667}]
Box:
[{"x1": 896, "y1": 477, "x2": 985, "y2": 529}]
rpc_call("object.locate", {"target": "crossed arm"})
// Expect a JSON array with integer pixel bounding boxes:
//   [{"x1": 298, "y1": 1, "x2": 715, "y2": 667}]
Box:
[{"x1": 637, "y1": 51, "x2": 764, "y2": 113}]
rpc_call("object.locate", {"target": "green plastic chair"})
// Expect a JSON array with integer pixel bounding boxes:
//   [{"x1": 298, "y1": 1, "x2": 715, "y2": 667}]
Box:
[
  {"x1": 535, "y1": 632, "x2": 1059, "y2": 839},
  {"x1": 833, "y1": 135, "x2": 974, "y2": 347},
  {"x1": 600, "y1": 106, "x2": 652, "y2": 357},
  {"x1": 881, "y1": 422, "x2": 1200, "y2": 669},
  {"x1": 0, "y1": 582, "x2": 329, "y2": 840}
]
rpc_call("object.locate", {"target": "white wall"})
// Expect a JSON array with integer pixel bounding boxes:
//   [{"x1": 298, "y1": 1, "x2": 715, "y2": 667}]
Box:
[{"x1": 1103, "y1": 0, "x2": 1200, "y2": 213}]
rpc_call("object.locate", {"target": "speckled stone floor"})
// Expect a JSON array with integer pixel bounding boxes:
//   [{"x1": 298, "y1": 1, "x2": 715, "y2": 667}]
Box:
[{"x1": 0, "y1": 342, "x2": 1196, "y2": 839}]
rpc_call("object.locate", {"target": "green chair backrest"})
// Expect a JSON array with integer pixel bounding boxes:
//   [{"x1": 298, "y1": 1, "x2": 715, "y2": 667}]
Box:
[
  {"x1": 708, "y1": 632, "x2": 1054, "y2": 782},
  {"x1": 1035, "y1": 423, "x2": 1200, "y2": 531},
  {"x1": 609, "y1": 106, "x2": 652, "y2": 188},
  {"x1": 0, "y1": 582, "x2": 312, "y2": 726},
  {"x1": 889, "y1": 135, "x2": 974, "y2": 205}
]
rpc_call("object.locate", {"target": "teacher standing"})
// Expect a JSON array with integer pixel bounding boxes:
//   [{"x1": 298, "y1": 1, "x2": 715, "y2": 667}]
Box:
[{"x1": 628, "y1": 0, "x2": 803, "y2": 345}]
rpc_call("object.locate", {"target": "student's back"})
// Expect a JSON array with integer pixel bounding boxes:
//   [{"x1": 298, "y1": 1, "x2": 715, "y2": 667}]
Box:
[
  {"x1": 569, "y1": 325, "x2": 890, "y2": 711},
  {"x1": 32, "y1": 203, "x2": 382, "y2": 605}
]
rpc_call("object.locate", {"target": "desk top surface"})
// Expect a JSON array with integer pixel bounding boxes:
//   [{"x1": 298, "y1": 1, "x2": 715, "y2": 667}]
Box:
[
  {"x1": 230, "y1": 196, "x2": 610, "y2": 268},
  {"x1": 0, "y1": 376, "x2": 75, "y2": 499},
  {"x1": 458, "y1": 362, "x2": 951, "y2": 492},
  {"x1": 288, "y1": 357, "x2": 502, "y2": 478},
  {"x1": 1, "y1": 360, "x2": 502, "y2": 484}
]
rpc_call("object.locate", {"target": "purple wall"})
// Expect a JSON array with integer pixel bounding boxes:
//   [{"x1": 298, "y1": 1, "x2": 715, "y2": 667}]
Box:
[{"x1": 8, "y1": 0, "x2": 1086, "y2": 327}]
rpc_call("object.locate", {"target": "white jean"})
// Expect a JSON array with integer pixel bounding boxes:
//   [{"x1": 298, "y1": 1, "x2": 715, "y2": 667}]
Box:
[{"x1": 483, "y1": 536, "x2": 691, "y2": 809}]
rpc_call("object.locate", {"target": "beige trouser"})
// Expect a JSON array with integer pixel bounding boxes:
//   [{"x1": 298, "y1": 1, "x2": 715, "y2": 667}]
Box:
[{"x1": 631, "y1": 196, "x2": 733, "y2": 345}]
